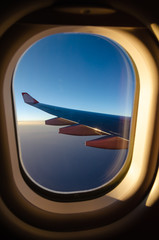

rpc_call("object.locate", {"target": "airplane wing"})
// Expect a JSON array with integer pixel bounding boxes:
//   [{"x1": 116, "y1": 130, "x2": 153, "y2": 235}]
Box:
[{"x1": 22, "y1": 92, "x2": 130, "y2": 149}]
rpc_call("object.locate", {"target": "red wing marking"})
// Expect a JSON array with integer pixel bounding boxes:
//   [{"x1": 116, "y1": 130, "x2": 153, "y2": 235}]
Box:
[{"x1": 22, "y1": 92, "x2": 39, "y2": 104}]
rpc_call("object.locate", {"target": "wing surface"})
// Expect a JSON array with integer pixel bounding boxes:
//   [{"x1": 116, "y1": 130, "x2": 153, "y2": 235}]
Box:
[{"x1": 22, "y1": 93, "x2": 130, "y2": 149}]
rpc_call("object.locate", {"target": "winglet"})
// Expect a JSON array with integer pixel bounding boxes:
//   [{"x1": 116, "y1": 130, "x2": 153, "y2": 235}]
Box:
[{"x1": 22, "y1": 92, "x2": 39, "y2": 104}]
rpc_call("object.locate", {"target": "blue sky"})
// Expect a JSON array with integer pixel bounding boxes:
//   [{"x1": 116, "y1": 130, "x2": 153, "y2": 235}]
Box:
[{"x1": 13, "y1": 32, "x2": 135, "y2": 121}]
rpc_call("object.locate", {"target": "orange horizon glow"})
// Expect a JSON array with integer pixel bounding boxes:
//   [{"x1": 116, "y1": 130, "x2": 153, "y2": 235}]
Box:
[{"x1": 18, "y1": 120, "x2": 45, "y2": 125}]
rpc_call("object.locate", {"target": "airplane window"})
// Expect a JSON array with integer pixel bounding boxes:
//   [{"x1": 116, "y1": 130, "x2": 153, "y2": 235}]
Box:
[{"x1": 13, "y1": 32, "x2": 135, "y2": 197}]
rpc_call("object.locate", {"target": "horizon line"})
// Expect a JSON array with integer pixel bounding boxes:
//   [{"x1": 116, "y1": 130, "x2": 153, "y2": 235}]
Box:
[{"x1": 18, "y1": 120, "x2": 45, "y2": 125}]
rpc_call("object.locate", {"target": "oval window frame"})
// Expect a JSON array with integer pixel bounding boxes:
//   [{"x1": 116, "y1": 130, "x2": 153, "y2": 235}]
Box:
[
  {"x1": 1, "y1": 24, "x2": 158, "y2": 228},
  {"x1": 12, "y1": 27, "x2": 138, "y2": 202}
]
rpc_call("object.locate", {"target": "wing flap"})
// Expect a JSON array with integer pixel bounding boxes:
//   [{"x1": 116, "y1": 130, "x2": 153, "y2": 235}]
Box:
[
  {"x1": 45, "y1": 117, "x2": 76, "y2": 126},
  {"x1": 86, "y1": 136, "x2": 129, "y2": 149},
  {"x1": 59, "y1": 124, "x2": 109, "y2": 136}
]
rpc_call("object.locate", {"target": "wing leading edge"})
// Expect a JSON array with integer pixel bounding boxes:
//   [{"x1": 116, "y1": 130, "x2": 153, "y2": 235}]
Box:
[{"x1": 22, "y1": 93, "x2": 130, "y2": 149}]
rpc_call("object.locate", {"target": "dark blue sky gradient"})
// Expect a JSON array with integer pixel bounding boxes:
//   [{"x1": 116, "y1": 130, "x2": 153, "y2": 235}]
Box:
[{"x1": 13, "y1": 33, "x2": 135, "y2": 121}]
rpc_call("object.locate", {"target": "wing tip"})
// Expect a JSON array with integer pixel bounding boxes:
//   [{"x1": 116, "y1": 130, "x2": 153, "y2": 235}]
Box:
[{"x1": 22, "y1": 92, "x2": 39, "y2": 104}]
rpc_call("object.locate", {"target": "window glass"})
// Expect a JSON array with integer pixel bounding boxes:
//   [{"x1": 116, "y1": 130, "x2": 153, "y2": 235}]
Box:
[{"x1": 13, "y1": 33, "x2": 135, "y2": 193}]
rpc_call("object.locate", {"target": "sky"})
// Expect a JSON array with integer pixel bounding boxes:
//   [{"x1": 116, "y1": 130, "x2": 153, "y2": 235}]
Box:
[{"x1": 13, "y1": 32, "x2": 135, "y2": 121}]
